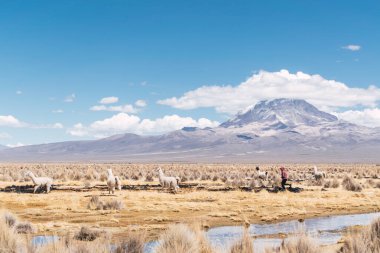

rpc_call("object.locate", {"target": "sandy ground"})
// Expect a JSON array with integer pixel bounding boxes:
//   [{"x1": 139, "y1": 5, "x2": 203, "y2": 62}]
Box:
[{"x1": 1, "y1": 180, "x2": 380, "y2": 241}]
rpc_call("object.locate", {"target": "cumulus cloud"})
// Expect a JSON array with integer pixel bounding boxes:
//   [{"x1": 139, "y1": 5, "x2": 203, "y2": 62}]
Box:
[
  {"x1": 99, "y1": 96, "x2": 119, "y2": 104},
  {"x1": 67, "y1": 123, "x2": 88, "y2": 137},
  {"x1": 0, "y1": 115, "x2": 24, "y2": 127},
  {"x1": 158, "y1": 70, "x2": 380, "y2": 115},
  {"x1": 342, "y1": 44, "x2": 361, "y2": 51},
  {"x1": 135, "y1": 99, "x2": 147, "y2": 107},
  {"x1": 90, "y1": 104, "x2": 138, "y2": 114},
  {"x1": 64, "y1": 93, "x2": 76, "y2": 102},
  {"x1": 335, "y1": 108, "x2": 380, "y2": 128},
  {"x1": 52, "y1": 109, "x2": 64, "y2": 113},
  {"x1": 0, "y1": 115, "x2": 63, "y2": 129},
  {"x1": 67, "y1": 113, "x2": 219, "y2": 137}
]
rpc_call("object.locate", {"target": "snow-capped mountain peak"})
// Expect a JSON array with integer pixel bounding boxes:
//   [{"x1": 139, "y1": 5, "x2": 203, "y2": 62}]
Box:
[{"x1": 221, "y1": 98, "x2": 338, "y2": 128}]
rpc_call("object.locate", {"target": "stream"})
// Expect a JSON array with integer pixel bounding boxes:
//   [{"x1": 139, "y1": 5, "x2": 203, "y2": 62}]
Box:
[{"x1": 32, "y1": 212, "x2": 380, "y2": 253}]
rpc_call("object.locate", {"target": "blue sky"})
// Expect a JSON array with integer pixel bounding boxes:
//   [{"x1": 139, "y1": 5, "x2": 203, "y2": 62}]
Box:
[{"x1": 1, "y1": 0, "x2": 380, "y2": 146}]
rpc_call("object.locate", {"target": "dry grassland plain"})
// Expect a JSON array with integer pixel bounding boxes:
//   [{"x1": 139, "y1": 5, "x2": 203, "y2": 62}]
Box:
[{"x1": 0, "y1": 163, "x2": 380, "y2": 242}]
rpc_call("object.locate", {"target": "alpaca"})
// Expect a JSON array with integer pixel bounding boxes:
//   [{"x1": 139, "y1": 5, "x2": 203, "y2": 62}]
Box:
[
  {"x1": 256, "y1": 167, "x2": 268, "y2": 180},
  {"x1": 25, "y1": 171, "x2": 53, "y2": 194},
  {"x1": 313, "y1": 165, "x2": 326, "y2": 180},
  {"x1": 157, "y1": 167, "x2": 179, "y2": 192},
  {"x1": 107, "y1": 169, "x2": 122, "y2": 194}
]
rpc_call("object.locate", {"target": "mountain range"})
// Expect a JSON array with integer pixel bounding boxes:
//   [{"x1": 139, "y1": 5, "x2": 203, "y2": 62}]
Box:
[{"x1": 1, "y1": 98, "x2": 379, "y2": 163}]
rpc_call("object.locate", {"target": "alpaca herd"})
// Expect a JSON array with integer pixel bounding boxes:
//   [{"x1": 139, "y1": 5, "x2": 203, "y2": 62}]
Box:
[
  {"x1": 22, "y1": 167, "x2": 181, "y2": 194},
  {"x1": 22, "y1": 165, "x2": 327, "y2": 194}
]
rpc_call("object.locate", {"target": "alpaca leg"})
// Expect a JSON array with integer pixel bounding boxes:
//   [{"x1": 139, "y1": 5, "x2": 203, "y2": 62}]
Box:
[
  {"x1": 33, "y1": 185, "x2": 39, "y2": 194},
  {"x1": 112, "y1": 187, "x2": 115, "y2": 194},
  {"x1": 46, "y1": 184, "x2": 51, "y2": 193}
]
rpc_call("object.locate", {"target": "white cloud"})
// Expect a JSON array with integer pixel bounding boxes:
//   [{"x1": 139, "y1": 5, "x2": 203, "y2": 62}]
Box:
[
  {"x1": 0, "y1": 115, "x2": 63, "y2": 129},
  {"x1": 52, "y1": 109, "x2": 64, "y2": 113},
  {"x1": 6, "y1": 142, "x2": 26, "y2": 148},
  {"x1": 0, "y1": 115, "x2": 24, "y2": 127},
  {"x1": 90, "y1": 104, "x2": 138, "y2": 114},
  {"x1": 52, "y1": 123, "x2": 64, "y2": 129},
  {"x1": 16, "y1": 90, "x2": 22, "y2": 95},
  {"x1": 67, "y1": 123, "x2": 88, "y2": 137},
  {"x1": 135, "y1": 100, "x2": 147, "y2": 107},
  {"x1": 99, "y1": 96, "x2": 119, "y2": 104},
  {"x1": 335, "y1": 108, "x2": 380, "y2": 128},
  {"x1": 64, "y1": 93, "x2": 76, "y2": 102},
  {"x1": 342, "y1": 44, "x2": 361, "y2": 51},
  {"x1": 68, "y1": 113, "x2": 219, "y2": 137},
  {"x1": 158, "y1": 70, "x2": 380, "y2": 115}
]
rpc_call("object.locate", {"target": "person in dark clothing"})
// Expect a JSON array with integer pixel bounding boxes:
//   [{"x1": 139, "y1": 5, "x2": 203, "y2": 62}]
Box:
[{"x1": 280, "y1": 167, "x2": 289, "y2": 190}]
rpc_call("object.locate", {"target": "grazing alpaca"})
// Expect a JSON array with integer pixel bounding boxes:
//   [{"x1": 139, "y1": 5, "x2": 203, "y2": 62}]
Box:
[
  {"x1": 256, "y1": 167, "x2": 268, "y2": 180},
  {"x1": 313, "y1": 165, "x2": 326, "y2": 180},
  {"x1": 107, "y1": 169, "x2": 122, "y2": 194},
  {"x1": 25, "y1": 171, "x2": 53, "y2": 194},
  {"x1": 157, "y1": 167, "x2": 179, "y2": 192}
]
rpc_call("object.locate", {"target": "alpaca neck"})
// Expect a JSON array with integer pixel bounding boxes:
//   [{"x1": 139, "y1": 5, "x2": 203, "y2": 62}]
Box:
[
  {"x1": 29, "y1": 173, "x2": 37, "y2": 184},
  {"x1": 158, "y1": 171, "x2": 164, "y2": 179}
]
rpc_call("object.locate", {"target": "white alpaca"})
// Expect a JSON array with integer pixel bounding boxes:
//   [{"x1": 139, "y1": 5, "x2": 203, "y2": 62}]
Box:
[
  {"x1": 256, "y1": 167, "x2": 268, "y2": 180},
  {"x1": 157, "y1": 167, "x2": 179, "y2": 192},
  {"x1": 313, "y1": 165, "x2": 326, "y2": 180},
  {"x1": 107, "y1": 169, "x2": 122, "y2": 194},
  {"x1": 25, "y1": 171, "x2": 53, "y2": 194}
]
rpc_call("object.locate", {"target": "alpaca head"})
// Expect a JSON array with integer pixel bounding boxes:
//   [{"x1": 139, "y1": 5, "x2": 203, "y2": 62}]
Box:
[
  {"x1": 24, "y1": 171, "x2": 34, "y2": 178},
  {"x1": 107, "y1": 168, "x2": 113, "y2": 176},
  {"x1": 156, "y1": 167, "x2": 163, "y2": 175},
  {"x1": 313, "y1": 166, "x2": 318, "y2": 172}
]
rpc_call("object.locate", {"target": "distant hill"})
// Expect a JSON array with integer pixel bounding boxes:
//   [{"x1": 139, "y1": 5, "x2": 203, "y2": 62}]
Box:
[{"x1": 1, "y1": 98, "x2": 379, "y2": 163}]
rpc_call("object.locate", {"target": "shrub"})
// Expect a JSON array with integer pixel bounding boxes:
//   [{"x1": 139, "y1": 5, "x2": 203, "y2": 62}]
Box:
[
  {"x1": 145, "y1": 173, "x2": 154, "y2": 182},
  {"x1": 340, "y1": 218, "x2": 380, "y2": 253},
  {"x1": 87, "y1": 196, "x2": 103, "y2": 210},
  {"x1": 342, "y1": 176, "x2": 362, "y2": 192},
  {"x1": 0, "y1": 212, "x2": 25, "y2": 252},
  {"x1": 87, "y1": 196, "x2": 123, "y2": 210},
  {"x1": 15, "y1": 222, "x2": 36, "y2": 234},
  {"x1": 4, "y1": 212, "x2": 17, "y2": 228},
  {"x1": 114, "y1": 232, "x2": 146, "y2": 253},
  {"x1": 229, "y1": 230, "x2": 253, "y2": 253},
  {"x1": 103, "y1": 200, "x2": 123, "y2": 210},
  {"x1": 74, "y1": 227, "x2": 99, "y2": 241},
  {"x1": 268, "y1": 234, "x2": 320, "y2": 253},
  {"x1": 323, "y1": 178, "x2": 340, "y2": 188},
  {"x1": 155, "y1": 224, "x2": 212, "y2": 253}
]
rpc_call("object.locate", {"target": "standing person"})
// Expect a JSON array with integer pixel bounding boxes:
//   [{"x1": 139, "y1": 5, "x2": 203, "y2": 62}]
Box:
[{"x1": 280, "y1": 167, "x2": 288, "y2": 190}]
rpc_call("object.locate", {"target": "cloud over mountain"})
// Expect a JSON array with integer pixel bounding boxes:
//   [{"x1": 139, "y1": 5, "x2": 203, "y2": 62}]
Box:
[{"x1": 158, "y1": 70, "x2": 380, "y2": 127}]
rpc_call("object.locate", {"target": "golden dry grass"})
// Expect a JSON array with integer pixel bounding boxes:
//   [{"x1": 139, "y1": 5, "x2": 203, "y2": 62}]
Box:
[{"x1": 0, "y1": 163, "x2": 379, "y2": 242}]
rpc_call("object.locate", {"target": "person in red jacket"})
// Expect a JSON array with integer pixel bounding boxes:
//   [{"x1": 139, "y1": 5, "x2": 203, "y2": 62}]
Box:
[{"x1": 280, "y1": 167, "x2": 289, "y2": 190}]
